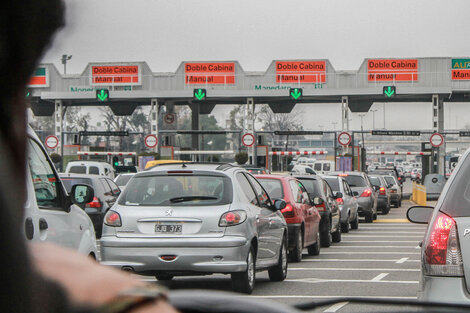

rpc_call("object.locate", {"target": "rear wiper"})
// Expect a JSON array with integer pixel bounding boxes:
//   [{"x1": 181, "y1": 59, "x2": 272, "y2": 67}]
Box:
[{"x1": 169, "y1": 196, "x2": 218, "y2": 203}]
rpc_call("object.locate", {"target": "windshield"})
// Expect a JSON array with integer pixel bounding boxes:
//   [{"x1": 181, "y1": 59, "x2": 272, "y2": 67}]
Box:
[
  {"x1": 118, "y1": 175, "x2": 232, "y2": 206},
  {"x1": 115, "y1": 175, "x2": 134, "y2": 186},
  {"x1": 297, "y1": 178, "x2": 321, "y2": 196},
  {"x1": 323, "y1": 177, "x2": 340, "y2": 192},
  {"x1": 257, "y1": 178, "x2": 284, "y2": 199},
  {"x1": 368, "y1": 176, "x2": 382, "y2": 186},
  {"x1": 341, "y1": 175, "x2": 367, "y2": 188},
  {"x1": 384, "y1": 176, "x2": 396, "y2": 185}
]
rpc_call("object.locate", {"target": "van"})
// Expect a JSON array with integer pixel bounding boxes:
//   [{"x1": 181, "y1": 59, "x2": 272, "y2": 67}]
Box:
[
  {"x1": 312, "y1": 160, "x2": 335, "y2": 174},
  {"x1": 24, "y1": 127, "x2": 97, "y2": 257},
  {"x1": 65, "y1": 160, "x2": 115, "y2": 179}
]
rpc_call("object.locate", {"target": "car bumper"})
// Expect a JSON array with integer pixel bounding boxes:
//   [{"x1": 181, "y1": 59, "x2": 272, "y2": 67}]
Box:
[
  {"x1": 356, "y1": 197, "x2": 373, "y2": 216},
  {"x1": 287, "y1": 224, "x2": 301, "y2": 250},
  {"x1": 390, "y1": 193, "x2": 400, "y2": 202},
  {"x1": 339, "y1": 205, "x2": 349, "y2": 223},
  {"x1": 377, "y1": 197, "x2": 388, "y2": 209},
  {"x1": 100, "y1": 236, "x2": 250, "y2": 274},
  {"x1": 419, "y1": 275, "x2": 470, "y2": 304}
]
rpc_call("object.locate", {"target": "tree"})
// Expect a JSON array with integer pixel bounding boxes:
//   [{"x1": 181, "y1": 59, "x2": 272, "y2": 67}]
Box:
[{"x1": 235, "y1": 152, "x2": 248, "y2": 165}]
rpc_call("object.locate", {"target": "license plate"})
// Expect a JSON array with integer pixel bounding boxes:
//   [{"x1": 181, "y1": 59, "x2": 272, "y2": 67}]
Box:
[{"x1": 155, "y1": 224, "x2": 182, "y2": 234}]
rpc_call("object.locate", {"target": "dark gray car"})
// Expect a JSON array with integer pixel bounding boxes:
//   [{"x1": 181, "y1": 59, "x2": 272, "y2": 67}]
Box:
[
  {"x1": 100, "y1": 163, "x2": 288, "y2": 294},
  {"x1": 329, "y1": 172, "x2": 378, "y2": 223},
  {"x1": 383, "y1": 175, "x2": 402, "y2": 207},
  {"x1": 322, "y1": 175, "x2": 359, "y2": 232},
  {"x1": 368, "y1": 175, "x2": 391, "y2": 215}
]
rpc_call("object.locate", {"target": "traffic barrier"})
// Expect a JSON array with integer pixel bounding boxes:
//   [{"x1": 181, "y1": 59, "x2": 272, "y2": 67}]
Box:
[
  {"x1": 411, "y1": 182, "x2": 427, "y2": 206},
  {"x1": 269, "y1": 150, "x2": 327, "y2": 156}
]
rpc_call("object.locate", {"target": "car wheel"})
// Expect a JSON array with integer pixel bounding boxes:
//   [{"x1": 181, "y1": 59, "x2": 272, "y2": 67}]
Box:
[
  {"x1": 268, "y1": 238, "x2": 288, "y2": 281},
  {"x1": 332, "y1": 223, "x2": 342, "y2": 243},
  {"x1": 307, "y1": 230, "x2": 321, "y2": 256},
  {"x1": 341, "y1": 215, "x2": 350, "y2": 233},
  {"x1": 155, "y1": 273, "x2": 174, "y2": 281},
  {"x1": 365, "y1": 212, "x2": 373, "y2": 223},
  {"x1": 232, "y1": 246, "x2": 256, "y2": 294},
  {"x1": 289, "y1": 230, "x2": 303, "y2": 262},
  {"x1": 320, "y1": 224, "x2": 332, "y2": 248},
  {"x1": 382, "y1": 206, "x2": 390, "y2": 215},
  {"x1": 350, "y1": 214, "x2": 359, "y2": 230},
  {"x1": 373, "y1": 212, "x2": 378, "y2": 220}
]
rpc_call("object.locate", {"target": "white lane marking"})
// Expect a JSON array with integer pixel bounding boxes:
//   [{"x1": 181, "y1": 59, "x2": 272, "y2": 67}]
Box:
[
  {"x1": 246, "y1": 295, "x2": 418, "y2": 299},
  {"x1": 289, "y1": 267, "x2": 419, "y2": 272},
  {"x1": 301, "y1": 258, "x2": 420, "y2": 262},
  {"x1": 396, "y1": 257, "x2": 409, "y2": 264},
  {"x1": 284, "y1": 278, "x2": 418, "y2": 284},
  {"x1": 371, "y1": 273, "x2": 389, "y2": 281},
  {"x1": 324, "y1": 302, "x2": 349, "y2": 312},
  {"x1": 320, "y1": 251, "x2": 420, "y2": 255}
]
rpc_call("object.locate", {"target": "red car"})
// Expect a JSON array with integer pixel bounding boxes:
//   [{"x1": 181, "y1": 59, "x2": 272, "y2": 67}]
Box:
[{"x1": 255, "y1": 174, "x2": 321, "y2": 262}]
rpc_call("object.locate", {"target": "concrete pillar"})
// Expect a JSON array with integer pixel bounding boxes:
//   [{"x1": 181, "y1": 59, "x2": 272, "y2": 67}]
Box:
[
  {"x1": 54, "y1": 100, "x2": 63, "y2": 155},
  {"x1": 431, "y1": 95, "x2": 445, "y2": 175},
  {"x1": 150, "y1": 99, "x2": 159, "y2": 152},
  {"x1": 245, "y1": 98, "x2": 256, "y2": 165},
  {"x1": 190, "y1": 103, "x2": 200, "y2": 157},
  {"x1": 341, "y1": 96, "x2": 349, "y2": 131}
]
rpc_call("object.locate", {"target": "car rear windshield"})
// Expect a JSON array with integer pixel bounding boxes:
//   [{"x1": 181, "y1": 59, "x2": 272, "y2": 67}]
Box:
[
  {"x1": 115, "y1": 175, "x2": 133, "y2": 186},
  {"x1": 119, "y1": 174, "x2": 232, "y2": 206},
  {"x1": 323, "y1": 177, "x2": 340, "y2": 191},
  {"x1": 257, "y1": 178, "x2": 284, "y2": 199},
  {"x1": 69, "y1": 166, "x2": 86, "y2": 174},
  {"x1": 314, "y1": 163, "x2": 322, "y2": 171},
  {"x1": 384, "y1": 176, "x2": 396, "y2": 185},
  {"x1": 369, "y1": 176, "x2": 382, "y2": 186},
  {"x1": 341, "y1": 175, "x2": 367, "y2": 188},
  {"x1": 297, "y1": 178, "x2": 321, "y2": 196},
  {"x1": 61, "y1": 177, "x2": 93, "y2": 193},
  {"x1": 440, "y1": 155, "x2": 470, "y2": 217}
]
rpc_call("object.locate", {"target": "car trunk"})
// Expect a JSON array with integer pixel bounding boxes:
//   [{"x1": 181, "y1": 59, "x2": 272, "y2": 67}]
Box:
[{"x1": 113, "y1": 204, "x2": 231, "y2": 238}]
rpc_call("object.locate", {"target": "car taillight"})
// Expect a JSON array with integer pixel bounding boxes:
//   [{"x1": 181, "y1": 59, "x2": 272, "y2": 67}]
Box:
[
  {"x1": 316, "y1": 203, "x2": 326, "y2": 212},
  {"x1": 104, "y1": 210, "x2": 122, "y2": 227},
  {"x1": 423, "y1": 212, "x2": 463, "y2": 276},
  {"x1": 336, "y1": 198, "x2": 344, "y2": 205},
  {"x1": 281, "y1": 204, "x2": 295, "y2": 217},
  {"x1": 86, "y1": 196, "x2": 101, "y2": 208},
  {"x1": 219, "y1": 210, "x2": 247, "y2": 226},
  {"x1": 379, "y1": 187, "x2": 386, "y2": 195},
  {"x1": 390, "y1": 189, "x2": 397, "y2": 193},
  {"x1": 360, "y1": 188, "x2": 372, "y2": 197}
]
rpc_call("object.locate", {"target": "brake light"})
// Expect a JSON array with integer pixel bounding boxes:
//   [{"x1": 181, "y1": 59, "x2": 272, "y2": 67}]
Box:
[
  {"x1": 379, "y1": 187, "x2": 386, "y2": 195},
  {"x1": 104, "y1": 210, "x2": 122, "y2": 227},
  {"x1": 316, "y1": 203, "x2": 326, "y2": 212},
  {"x1": 336, "y1": 198, "x2": 344, "y2": 205},
  {"x1": 390, "y1": 189, "x2": 397, "y2": 193},
  {"x1": 219, "y1": 210, "x2": 247, "y2": 226},
  {"x1": 360, "y1": 188, "x2": 372, "y2": 197},
  {"x1": 86, "y1": 196, "x2": 101, "y2": 208},
  {"x1": 339, "y1": 173, "x2": 348, "y2": 177},
  {"x1": 281, "y1": 204, "x2": 295, "y2": 217},
  {"x1": 423, "y1": 212, "x2": 463, "y2": 276}
]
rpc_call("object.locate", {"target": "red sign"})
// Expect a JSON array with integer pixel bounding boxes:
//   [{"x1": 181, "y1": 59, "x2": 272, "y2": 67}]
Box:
[
  {"x1": 164, "y1": 113, "x2": 176, "y2": 125},
  {"x1": 45, "y1": 135, "x2": 59, "y2": 149},
  {"x1": 144, "y1": 134, "x2": 158, "y2": 148},
  {"x1": 276, "y1": 61, "x2": 326, "y2": 83},
  {"x1": 430, "y1": 133, "x2": 444, "y2": 147},
  {"x1": 242, "y1": 133, "x2": 255, "y2": 147},
  {"x1": 337, "y1": 132, "x2": 352, "y2": 146},
  {"x1": 28, "y1": 67, "x2": 48, "y2": 87},
  {"x1": 185, "y1": 62, "x2": 235, "y2": 85},
  {"x1": 367, "y1": 59, "x2": 418, "y2": 82},
  {"x1": 91, "y1": 65, "x2": 140, "y2": 85}
]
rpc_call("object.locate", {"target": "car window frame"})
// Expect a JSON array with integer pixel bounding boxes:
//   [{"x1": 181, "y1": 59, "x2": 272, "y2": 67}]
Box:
[{"x1": 244, "y1": 173, "x2": 273, "y2": 209}]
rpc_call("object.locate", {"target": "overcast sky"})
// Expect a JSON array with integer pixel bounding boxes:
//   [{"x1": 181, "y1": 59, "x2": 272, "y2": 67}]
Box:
[{"x1": 40, "y1": 0, "x2": 470, "y2": 131}]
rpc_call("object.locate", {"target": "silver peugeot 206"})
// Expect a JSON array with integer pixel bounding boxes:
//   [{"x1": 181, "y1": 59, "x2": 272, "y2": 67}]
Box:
[{"x1": 100, "y1": 163, "x2": 288, "y2": 294}]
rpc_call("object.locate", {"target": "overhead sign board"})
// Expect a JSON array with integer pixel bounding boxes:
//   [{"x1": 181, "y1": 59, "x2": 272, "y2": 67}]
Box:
[
  {"x1": 367, "y1": 59, "x2": 418, "y2": 82},
  {"x1": 28, "y1": 67, "x2": 49, "y2": 88},
  {"x1": 459, "y1": 131, "x2": 470, "y2": 137},
  {"x1": 289, "y1": 88, "x2": 303, "y2": 100},
  {"x1": 185, "y1": 62, "x2": 235, "y2": 84},
  {"x1": 451, "y1": 59, "x2": 470, "y2": 80},
  {"x1": 372, "y1": 130, "x2": 421, "y2": 136},
  {"x1": 276, "y1": 61, "x2": 326, "y2": 83},
  {"x1": 91, "y1": 65, "x2": 141, "y2": 85}
]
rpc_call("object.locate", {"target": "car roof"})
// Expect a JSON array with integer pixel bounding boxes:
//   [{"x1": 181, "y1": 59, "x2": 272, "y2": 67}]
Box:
[
  {"x1": 141, "y1": 162, "x2": 241, "y2": 175},
  {"x1": 59, "y1": 173, "x2": 101, "y2": 180},
  {"x1": 255, "y1": 174, "x2": 292, "y2": 181},
  {"x1": 67, "y1": 161, "x2": 110, "y2": 166}
]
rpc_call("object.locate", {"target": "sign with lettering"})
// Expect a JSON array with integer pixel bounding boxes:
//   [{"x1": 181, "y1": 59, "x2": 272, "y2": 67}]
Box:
[
  {"x1": 91, "y1": 65, "x2": 141, "y2": 85},
  {"x1": 276, "y1": 61, "x2": 326, "y2": 83},
  {"x1": 28, "y1": 67, "x2": 49, "y2": 87},
  {"x1": 185, "y1": 62, "x2": 235, "y2": 84},
  {"x1": 372, "y1": 130, "x2": 421, "y2": 136},
  {"x1": 451, "y1": 59, "x2": 470, "y2": 80},
  {"x1": 367, "y1": 59, "x2": 418, "y2": 82}
]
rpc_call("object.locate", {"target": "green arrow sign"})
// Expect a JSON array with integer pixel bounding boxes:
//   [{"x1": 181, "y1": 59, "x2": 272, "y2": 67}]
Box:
[
  {"x1": 383, "y1": 86, "x2": 396, "y2": 98},
  {"x1": 96, "y1": 89, "x2": 109, "y2": 101},
  {"x1": 194, "y1": 88, "x2": 206, "y2": 100},
  {"x1": 289, "y1": 88, "x2": 302, "y2": 100}
]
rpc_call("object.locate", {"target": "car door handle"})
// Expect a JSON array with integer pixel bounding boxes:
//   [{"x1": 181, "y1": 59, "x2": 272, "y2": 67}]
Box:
[
  {"x1": 25, "y1": 217, "x2": 34, "y2": 240},
  {"x1": 39, "y1": 218, "x2": 48, "y2": 231}
]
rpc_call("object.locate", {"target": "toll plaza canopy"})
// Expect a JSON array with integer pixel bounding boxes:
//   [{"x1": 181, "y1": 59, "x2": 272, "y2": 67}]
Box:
[{"x1": 28, "y1": 57, "x2": 470, "y2": 115}]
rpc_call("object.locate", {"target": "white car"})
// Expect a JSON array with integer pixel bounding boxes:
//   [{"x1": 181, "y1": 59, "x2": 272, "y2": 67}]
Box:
[
  {"x1": 24, "y1": 127, "x2": 97, "y2": 257},
  {"x1": 65, "y1": 160, "x2": 115, "y2": 179}
]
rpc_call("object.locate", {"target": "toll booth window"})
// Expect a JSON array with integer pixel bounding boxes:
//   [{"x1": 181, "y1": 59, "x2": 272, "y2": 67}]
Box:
[
  {"x1": 69, "y1": 166, "x2": 86, "y2": 174},
  {"x1": 27, "y1": 139, "x2": 59, "y2": 208},
  {"x1": 89, "y1": 166, "x2": 100, "y2": 175}
]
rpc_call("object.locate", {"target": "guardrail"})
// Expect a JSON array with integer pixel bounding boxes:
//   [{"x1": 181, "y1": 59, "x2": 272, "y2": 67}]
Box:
[{"x1": 411, "y1": 182, "x2": 427, "y2": 206}]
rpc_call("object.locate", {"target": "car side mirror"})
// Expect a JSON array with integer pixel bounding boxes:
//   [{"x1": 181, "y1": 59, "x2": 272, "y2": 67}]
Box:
[
  {"x1": 273, "y1": 199, "x2": 286, "y2": 211},
  {"x1": 312, "y1": 197, "x2": 324, "y2": 206},
  {"x1": 352, "y1": 191, "x2": 359, "y2": 196},
  {"x1": 373, "y1": 185, "x2": 380, "y2": 192},
  {"x1": 335, "y1": 192, "x2": 343, "y2": 199},
  {"x1": 407, "y1": 206, "x2": 434, "y2": 224},
  {"x1": 70, "y1": 184, "x2": 94, "y2": 206}
]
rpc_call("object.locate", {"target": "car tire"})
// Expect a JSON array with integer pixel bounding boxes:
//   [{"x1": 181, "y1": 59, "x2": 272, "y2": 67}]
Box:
[
  {"x1": 365, "y1": 212, "x2": 373, "y2": 223},
  {"x1": 307, "y1": 231, "x2": 321, "y2": 256},
  {"x1": 320, "y1": 225, "x2": 332, "y2": 248},
  {"x1": 268, "y1": 238, "x2": 288, "y2": 282},
  {"x1": 155, "y1": 273, "x2": 174, "y2": 281},
  {"x1": 382, "y1": 206, "x2": 390, "y2": 215},
  {"x1": 289, "y1": 230, "x2": 303, "y2": 262},
  {"x1": 332, "y1": 223, "x2": 342, "y2": 243},
  {"x1": 350, "y1": 214, "x2": 359, "y2": 230},
  {"x1": 373, "y1": 212, "x2": 378, "y2": 220},
  {"x1": 341, "y1": 215, "x2": 350, "y2": 233},
  {"x1": 232, "y1": 246, "x2": 256, "y2": 294}
]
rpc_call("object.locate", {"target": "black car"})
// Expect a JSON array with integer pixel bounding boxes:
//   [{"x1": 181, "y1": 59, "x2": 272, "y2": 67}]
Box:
[
  {"x1": 59, "y1": 173, "x2": 121, "y2": 238},
  {"x1": 295, "y1": 175, "x2": 341, "y2": 247},
  {"x1": 368, "y1": 175, "x2": 391, "y2": 215}
]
